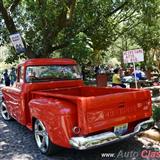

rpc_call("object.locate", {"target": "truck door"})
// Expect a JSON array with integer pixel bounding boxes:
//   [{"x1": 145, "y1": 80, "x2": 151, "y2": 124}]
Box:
[{"x1": 9, "y1": 65, "x2": 25, "y2": 124}]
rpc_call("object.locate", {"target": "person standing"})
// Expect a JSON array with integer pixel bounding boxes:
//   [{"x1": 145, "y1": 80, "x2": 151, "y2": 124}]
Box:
[
  {"x1": 3, "y1": 69, "x2": 10, "y2": 86},
  {"x1": 10, "y1": 67, "x2": 16, "y2": 85}
]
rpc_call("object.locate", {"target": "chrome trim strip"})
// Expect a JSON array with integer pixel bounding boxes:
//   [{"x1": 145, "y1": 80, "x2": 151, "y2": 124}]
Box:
[{"x1": 69, "y1": 118, "x2": 154, "y2": 150}]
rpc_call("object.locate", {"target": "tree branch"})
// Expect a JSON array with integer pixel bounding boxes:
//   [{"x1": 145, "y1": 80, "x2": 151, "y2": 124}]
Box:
[
  {"x1": 113, "y1": 20, "x2": 142, "y2": 42},
  {"x1": 107, "y1": 1, "x2": 128, "y2": 17},
  {"x1": 52, "y1": 42, "x2": 69, "y2": 51},
  {"x1": 8, "y1": 0, "x2": 21, "y2": 13},
  {"x1": 0, "y1": 0, "x2": 17, "y2": 33},
  {"x1": 66, "y1": 0, "x2": 77, "y2": 25},
  {"x1": 111, "y1": 9, "x2": 138, "y2": 32}
]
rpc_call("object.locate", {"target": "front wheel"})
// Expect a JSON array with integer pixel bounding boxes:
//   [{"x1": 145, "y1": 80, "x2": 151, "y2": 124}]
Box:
[
  {"x1": 34, "y1": 119, "x2": 59, "y2": 155},
  {"x1": 0, "y1": 102, "x2": 12, "y2": 121}
]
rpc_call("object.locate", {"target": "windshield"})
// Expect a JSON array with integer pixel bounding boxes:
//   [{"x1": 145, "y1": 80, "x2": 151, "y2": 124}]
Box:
[{"x1": 25, "y1": 65, "x2": 82, "y2": 83}]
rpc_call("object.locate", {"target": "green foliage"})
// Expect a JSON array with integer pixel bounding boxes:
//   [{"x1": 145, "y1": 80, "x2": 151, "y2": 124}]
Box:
[
  {"x1": 0, "y1": 0, "x2": 160, "y2": 69},
  {"x1": 152, "y1": 104, "x2": 160, "y2": 122},
  {"x1": 61, "y1": 32, "x2": 93, "y2": 65},
  {"x1": 126, "y1": 0, "x2": 160, "y2": 69}
]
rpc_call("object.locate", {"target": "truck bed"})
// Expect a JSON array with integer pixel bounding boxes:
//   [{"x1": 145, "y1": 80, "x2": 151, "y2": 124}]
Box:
[
  {"x1": 34, "y1": 86, "x2": 136, "y2": 97},
  {"x1": 31, "y1": 86, "x2": 152, "y2": 135}
]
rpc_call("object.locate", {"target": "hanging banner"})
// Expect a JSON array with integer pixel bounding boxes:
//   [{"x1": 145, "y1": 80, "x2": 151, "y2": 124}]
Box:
[
  {"x1": 10, "y1": 33, "x2": 25, "y2": 54},
  {"x1": 123, "y1": 49, "x2": 144, "y2": 64}
]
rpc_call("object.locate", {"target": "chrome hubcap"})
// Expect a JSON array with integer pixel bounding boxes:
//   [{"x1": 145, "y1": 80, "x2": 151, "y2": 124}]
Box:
[
  {"x1": 34, "y1": 120, "x2": 49, "y2": 153},
  {"x1": 1, "y1": 102, "x2": 11, "y2": 120}
]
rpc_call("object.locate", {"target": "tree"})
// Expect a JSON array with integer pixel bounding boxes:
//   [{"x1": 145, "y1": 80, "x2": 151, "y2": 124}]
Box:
[
  {"x1": 0, "y1": 0, "x2": 133, "y2": 63},
  {"x1": 0, "y1": 0, "x2": 77, "y2": 60},
  {"x1": 127, "y1": 0, "x2": 160, "y2": 70},
  {"x1": 1, "y1": 0, "x2": 160, "y2": 69}
]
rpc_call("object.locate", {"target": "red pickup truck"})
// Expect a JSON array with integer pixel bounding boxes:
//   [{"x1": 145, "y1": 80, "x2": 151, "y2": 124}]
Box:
[{"x1": 1, "y1": 58, "x2": 153, "y2": 155}]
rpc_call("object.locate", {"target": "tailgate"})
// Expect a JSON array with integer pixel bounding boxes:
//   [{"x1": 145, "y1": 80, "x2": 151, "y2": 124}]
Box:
[{"x1": 77, "y1": 90, "x2": 152, "y2": 135}]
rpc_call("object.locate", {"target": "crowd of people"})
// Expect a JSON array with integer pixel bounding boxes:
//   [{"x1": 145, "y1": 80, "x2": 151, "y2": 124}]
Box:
[
  {"x1": 112, "y1": 66, "x2": 148, "y2": 88},
  {"x1": 93, "y1": 65, "x2": 148, "y2": 88},
  {"x1": 1, "y1": 67, "x2": 16, "y2": 86},
  {"x1": 0, "y1": 64, "x2": 158, "y2": 89}
]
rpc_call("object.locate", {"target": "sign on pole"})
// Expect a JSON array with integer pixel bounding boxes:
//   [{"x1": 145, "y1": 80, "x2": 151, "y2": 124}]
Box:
[
  {"x1": 10, "y1": 33, "x2": 25, "y2": 54},
  {"x1": 123, "y1": 49, "x2": 144, "y2": 88},
  {"x1": 123, "y1": 49, "x2": 144, "y2": 64}
]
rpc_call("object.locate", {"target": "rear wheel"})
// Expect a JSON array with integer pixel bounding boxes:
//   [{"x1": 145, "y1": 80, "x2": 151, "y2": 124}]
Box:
[
  {"x1": 0, "y1": 102, "x2": 12, "y2": 121},
  {"x1": 34, "y1": 119, "x2": 59, "y2": 155}
]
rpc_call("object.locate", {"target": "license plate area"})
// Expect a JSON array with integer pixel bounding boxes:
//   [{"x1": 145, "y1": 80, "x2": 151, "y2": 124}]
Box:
[{"x1": 114, "y1": 123, "x2": 128, "y2": 135}]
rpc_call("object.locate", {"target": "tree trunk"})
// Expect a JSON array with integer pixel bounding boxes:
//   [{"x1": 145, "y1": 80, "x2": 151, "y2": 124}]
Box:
[
  {"x1": 0, "y1": 0, "x2": 35, "y2": 58},
  {"x1": 0, "y1": 1, "x2": 17, "y2": 34}
]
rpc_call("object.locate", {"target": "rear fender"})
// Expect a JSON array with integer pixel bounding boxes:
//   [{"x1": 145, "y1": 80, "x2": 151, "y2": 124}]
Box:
[{"x1": 29, "y1": 98, "x2": 77, "y2": 148}]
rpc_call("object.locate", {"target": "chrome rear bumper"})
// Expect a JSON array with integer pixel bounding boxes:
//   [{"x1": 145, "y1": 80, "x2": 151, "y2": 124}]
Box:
[{"x1": 69, "y1": 119, "x2": 154, "y2": 150}]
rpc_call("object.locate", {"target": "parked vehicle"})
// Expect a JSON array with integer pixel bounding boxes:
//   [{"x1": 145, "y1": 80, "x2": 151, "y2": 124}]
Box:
[{"x1": 0, "y1": 58, "x2": 154, "y2": 155}]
